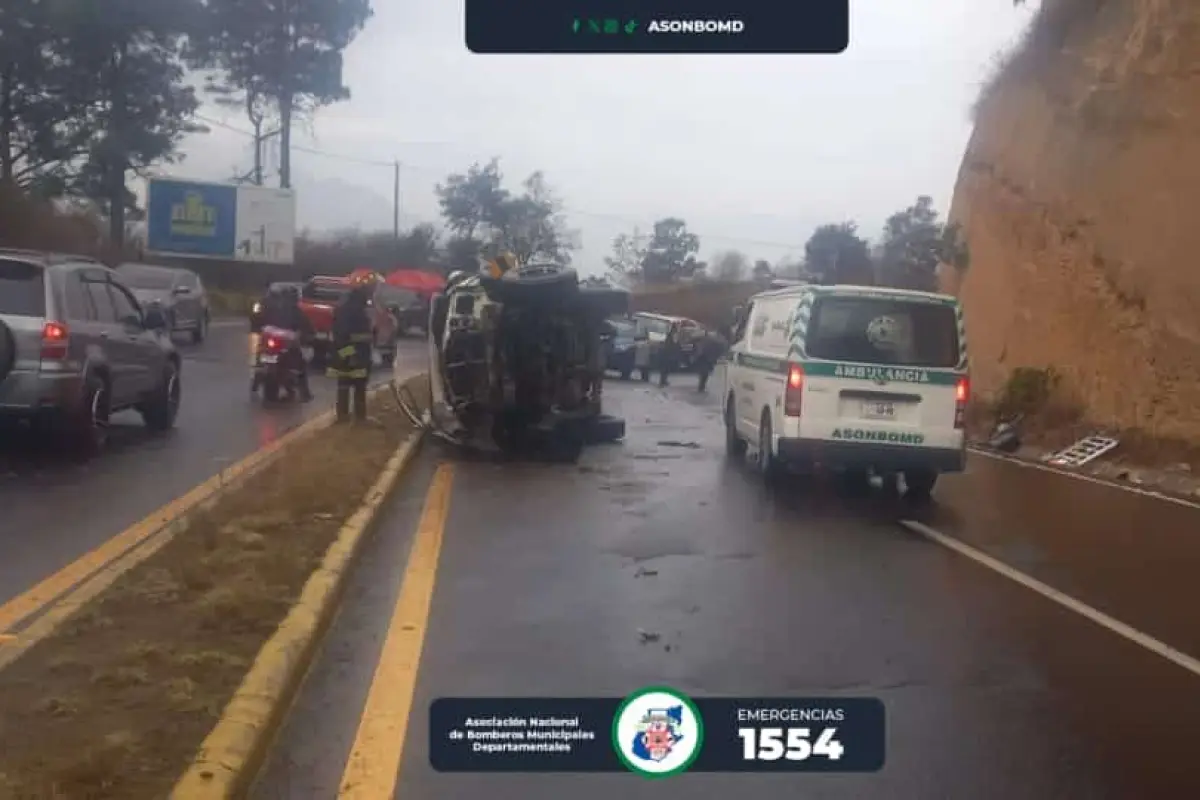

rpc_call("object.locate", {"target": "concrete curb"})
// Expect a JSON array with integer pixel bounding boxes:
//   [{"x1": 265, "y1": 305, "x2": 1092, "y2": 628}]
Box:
[{"x1": 169, "y1": 428, "x2": 426, "y2": 799}]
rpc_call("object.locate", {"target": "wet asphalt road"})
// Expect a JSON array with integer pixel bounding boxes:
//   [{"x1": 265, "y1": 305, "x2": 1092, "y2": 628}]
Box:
[
  {"x1": 255, "y1": 375, "x2": 1200, "y2": 800},
  {"x1": 0, "y1": 322, "x2": 427, "y2": 609}
]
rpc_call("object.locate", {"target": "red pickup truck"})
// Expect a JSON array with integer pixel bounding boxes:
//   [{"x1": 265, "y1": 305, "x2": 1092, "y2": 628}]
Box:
[{"x1": 299, "y1": 276, "x2": 396, "y2": 368}]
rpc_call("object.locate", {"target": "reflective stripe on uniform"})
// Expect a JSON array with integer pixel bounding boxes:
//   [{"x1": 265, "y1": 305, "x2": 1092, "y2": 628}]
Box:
[
  {"x1": 338, "y1": 345, "x2": 357, "y2": 357},
  {"x1": 349, "y1": 333, "x2": 373, "y2": 343},
  {"x1": 327, "y1": 368, "x2": 369, "y2": 379}
]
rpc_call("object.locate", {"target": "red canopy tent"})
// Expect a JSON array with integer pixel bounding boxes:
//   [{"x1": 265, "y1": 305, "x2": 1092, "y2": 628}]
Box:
[{"x1": 385, "y1": 268, "x2": 444, "y2": 295}]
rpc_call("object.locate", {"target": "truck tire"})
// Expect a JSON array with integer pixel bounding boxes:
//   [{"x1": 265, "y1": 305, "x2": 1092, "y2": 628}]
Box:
[
  {"x1": 63, "y1": 373, "x2": 110, "y2": 457},
  {"x1": 904, "y1": 468, "x2": 938, "y2": 501},
  {"x1": 586, "y1": 414, "x2": 626, "y2": 444},
  {"x1": 0, "y1": 320, "x2": 14, "y2": 383}
]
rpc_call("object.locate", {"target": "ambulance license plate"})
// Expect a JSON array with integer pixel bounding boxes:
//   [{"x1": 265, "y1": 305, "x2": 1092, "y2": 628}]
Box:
[
  {"x1": 861, "y1": 400, "x2": 895, "y2": 420},
  {"x1": 259, "y1": 354, "x2": 278, "y2": 364}
]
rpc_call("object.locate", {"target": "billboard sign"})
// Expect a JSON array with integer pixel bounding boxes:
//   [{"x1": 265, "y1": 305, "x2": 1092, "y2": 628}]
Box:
[{"x1": 145, "y1": 177, "x2": 296, "y2": 264}]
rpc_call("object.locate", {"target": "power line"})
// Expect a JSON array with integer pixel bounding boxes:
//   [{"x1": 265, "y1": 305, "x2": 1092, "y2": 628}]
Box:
[{"x1": 191, "y1": 112, "x2": 808, "y2": 252}]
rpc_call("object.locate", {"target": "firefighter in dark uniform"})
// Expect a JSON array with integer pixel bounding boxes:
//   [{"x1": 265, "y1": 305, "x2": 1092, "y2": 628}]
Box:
[{"x1": 328, "y1": 280, "x2": 374, "y2": 423}]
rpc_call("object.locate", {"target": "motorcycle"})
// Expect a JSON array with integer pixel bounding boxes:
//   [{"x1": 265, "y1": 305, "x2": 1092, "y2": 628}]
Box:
[{"x1": 255, "y1": 326, "x2": 304, "y2": 404}]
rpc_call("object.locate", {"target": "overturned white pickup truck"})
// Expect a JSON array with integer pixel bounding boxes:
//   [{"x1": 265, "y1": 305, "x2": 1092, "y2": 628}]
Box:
[{"x1": 398, "y1": 260, "x2": 628, "y2": 460}]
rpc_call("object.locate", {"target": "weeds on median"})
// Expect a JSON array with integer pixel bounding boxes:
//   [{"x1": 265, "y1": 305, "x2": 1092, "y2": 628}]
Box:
[{"x1": 0, "y1": 378, "x2": 426, "y2": 799}]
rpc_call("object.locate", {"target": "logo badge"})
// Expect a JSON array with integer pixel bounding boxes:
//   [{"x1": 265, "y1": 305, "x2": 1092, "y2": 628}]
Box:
[{"x1": 612, "y1": 686, "x2": 704, "y2": 778}]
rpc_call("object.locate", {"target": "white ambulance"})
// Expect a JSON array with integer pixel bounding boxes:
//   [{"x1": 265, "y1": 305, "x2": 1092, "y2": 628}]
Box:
[{"x1": 722, "y1": 283, "x2": 969, "y2": 498}]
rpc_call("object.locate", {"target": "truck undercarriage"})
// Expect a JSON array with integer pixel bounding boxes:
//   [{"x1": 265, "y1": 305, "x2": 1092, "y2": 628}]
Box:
[{"x1": 397, "y1": 264, "x2": 627, "y2": 461}]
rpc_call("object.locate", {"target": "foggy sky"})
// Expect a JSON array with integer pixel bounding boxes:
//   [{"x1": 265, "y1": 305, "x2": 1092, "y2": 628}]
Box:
[{"x1": 165, "y1": 1, "x2": 1036, "y2": 274}]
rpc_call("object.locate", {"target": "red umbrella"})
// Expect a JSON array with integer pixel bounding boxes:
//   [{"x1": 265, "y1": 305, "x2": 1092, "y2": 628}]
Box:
[{"x1": 386, "y1": 268, "x2": 445, "y2": 294}]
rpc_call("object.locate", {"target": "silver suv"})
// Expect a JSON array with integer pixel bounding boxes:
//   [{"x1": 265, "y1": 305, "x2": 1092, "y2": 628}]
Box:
[{"x1": 0, "y1": 249, "x2": 182, "y2": 454}]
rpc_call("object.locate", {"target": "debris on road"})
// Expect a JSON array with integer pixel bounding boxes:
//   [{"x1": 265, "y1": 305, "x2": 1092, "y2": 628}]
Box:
[
  {"x1": 1047, "y1": 435, "x2": 1120, "y2": 467},
  {"x1": 656, "y1": 440, "x2": 702, "y2": 448},
  {"x1": 987, "y1": 416, "x2": 1022, "y2": 452},
  {"x1": 637, "y1": 628, "x2": 661, "y2": 643},
  {"x1": 0, "y1": 380, "x2": 425, "y2": 799},
  {"x1": 634, "y1": 566, "x2": 658, "y2": 578}
]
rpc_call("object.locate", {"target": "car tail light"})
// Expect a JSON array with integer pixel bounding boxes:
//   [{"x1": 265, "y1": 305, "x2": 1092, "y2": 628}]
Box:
[
  {"x1": 40, "y1": 321, "x2": 69, "y2": 360},
  {"x1": 265, "y1": 336, "x2": 282, "y2": 351},
  {"x1": 784, "y1": 362, "x2": 804, "y2": 417},
  {"x1": 954, "y1": 376, "x2": 969, "y2": 429}
]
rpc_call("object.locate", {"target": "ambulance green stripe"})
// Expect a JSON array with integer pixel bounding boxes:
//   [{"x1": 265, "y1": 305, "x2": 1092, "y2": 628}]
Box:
[{"x1": 733, "y1": 356, "x2": 962, "y2": 386}]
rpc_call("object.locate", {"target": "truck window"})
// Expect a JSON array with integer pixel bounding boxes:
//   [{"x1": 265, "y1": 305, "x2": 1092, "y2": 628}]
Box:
[
  {"x1": 806, "y1": 296, "x2": 959, "y2": 368},
  {"x1": 303, "y1": 282, "x2": 347, "y2": 303},
  {"x1": 0, "y1": 259, "x2": 45, "y2": 316}
]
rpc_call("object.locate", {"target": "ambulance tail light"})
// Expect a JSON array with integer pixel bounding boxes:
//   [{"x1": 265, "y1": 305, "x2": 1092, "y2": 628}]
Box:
[
  {"x1": 954, "y1": 376, "x2": 969, "y2": 429},
  {"x1": 784, "y1": 362, "x2": 804, "y2": 417}
]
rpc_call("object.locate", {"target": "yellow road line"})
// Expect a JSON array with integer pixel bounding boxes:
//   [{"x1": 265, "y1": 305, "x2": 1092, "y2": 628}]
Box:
[
  {"x1": 0, "y1": 412, "x2": 334, "y2": 636},
  {"x1": 338, "y1": 462, "x2": 454, "y2": 798}
]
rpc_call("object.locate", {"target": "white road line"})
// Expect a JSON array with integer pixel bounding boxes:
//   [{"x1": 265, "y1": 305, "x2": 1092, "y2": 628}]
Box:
[
  {"x1": 969, "y1": 447, "x2": 1200, "y2": 511},
  {"x1": 899, "y1": 519, "x2": 1200, "y2": 679}
]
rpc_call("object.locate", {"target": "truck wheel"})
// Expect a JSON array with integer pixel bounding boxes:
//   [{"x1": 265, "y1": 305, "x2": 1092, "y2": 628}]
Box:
[
  {"x1": 757, "y1": 410, "x2": 785, "y2": 483},
  {"x1": 0, "y1": 320, "x2": 14, "y2": 383},
  {"x1": 545, "y1": 431, "x2": 584, "y2": 463},
  {"x1": 904, "y1": 469, "x2": 938, "y2": 501},
  {"x1": 64, "y1": 374, "x2": 110, "y2": 456},
  {"x1": 725, "y1": 396, "x2": 747, "y2": 458},
  {"x1": 191, "y1": 312, "x2": 208, "y2": 344},
  {"x1": 142, "y1": 361, "x2": 182, "y2": 432},
  {"x1": 586, "y1": 414, "x2": 625, "y2": 444}
]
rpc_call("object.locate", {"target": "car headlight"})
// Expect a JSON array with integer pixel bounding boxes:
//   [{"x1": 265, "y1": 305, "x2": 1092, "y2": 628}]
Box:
[{"x1": 252, "y1": 302, "x2": 262, "y2": 314}]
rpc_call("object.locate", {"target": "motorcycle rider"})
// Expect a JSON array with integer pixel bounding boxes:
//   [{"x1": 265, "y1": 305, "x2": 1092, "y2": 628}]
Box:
[
  {"x1": 260, "y1": 285, "x2": 314, "y2": 402},
  {"x1": 328, "y1": 282, "x2": 374, "y2": 423},
  {"x1": 249, "y1": 282, "x2": 273, "y2": 394}
]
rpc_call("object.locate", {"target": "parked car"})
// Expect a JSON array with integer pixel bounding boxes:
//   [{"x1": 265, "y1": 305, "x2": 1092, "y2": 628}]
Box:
[
  {"x1": 0, "y1": 249, "x2": 182, "y2": 454},
  {"x1": 602, "y1": 317, "x2": 639, "y2": 379},
  {"x1": 115, "y1": 263, "x2": 210, "y2": 343}
]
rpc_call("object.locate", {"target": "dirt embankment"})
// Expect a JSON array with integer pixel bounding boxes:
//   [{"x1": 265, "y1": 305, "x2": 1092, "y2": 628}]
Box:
[{"x1": 946, "y1": 0, "x2": 1200, "y2": 444}]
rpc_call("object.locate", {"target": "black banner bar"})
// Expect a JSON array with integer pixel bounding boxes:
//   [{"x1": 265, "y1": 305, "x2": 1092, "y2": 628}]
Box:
[
  {"x1": 430, "y1": 694, "x2": 885, "y2": 774},
  {"x1": 465, "y1": 0, "x2": 849, "y2": 54}
]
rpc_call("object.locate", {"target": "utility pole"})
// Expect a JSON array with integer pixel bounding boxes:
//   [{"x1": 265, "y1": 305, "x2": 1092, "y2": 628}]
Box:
[{"x1": 392, "y1": 160, "x2": 401, "y2": 241}]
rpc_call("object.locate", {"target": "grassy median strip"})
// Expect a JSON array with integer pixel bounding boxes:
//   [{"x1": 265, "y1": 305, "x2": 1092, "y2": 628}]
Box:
[{"x1": 0, "y1": 380, "x2": 425, "y2": 799}]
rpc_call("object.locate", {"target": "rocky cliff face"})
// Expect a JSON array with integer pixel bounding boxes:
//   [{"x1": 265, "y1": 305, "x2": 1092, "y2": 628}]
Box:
[{"x1": 946, "y1": 0, "x2": 1200, "y2": 440}]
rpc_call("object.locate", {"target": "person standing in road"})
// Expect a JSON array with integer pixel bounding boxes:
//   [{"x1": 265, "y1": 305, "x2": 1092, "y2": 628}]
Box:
[
  {"x1": 658, "y1": 324, "x2": 680, "y2": 387},
  {"x1": 328, "y1": 283, "x2": 374, "y2": 423},
  {"x1": 694, "y1": 329, "x2": 728, "y2": 393}
]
